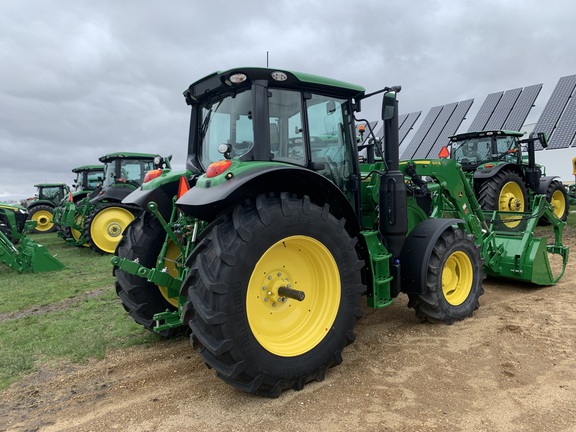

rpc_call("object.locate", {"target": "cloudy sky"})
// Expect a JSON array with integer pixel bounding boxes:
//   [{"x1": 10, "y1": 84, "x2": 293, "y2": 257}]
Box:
[{"x1": 1, "y1": 0, "x2": 575, "y2": 201}]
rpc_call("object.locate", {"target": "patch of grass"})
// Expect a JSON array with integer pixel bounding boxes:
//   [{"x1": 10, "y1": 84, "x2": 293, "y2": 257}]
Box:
[{"x1": 0, "y1": 233, "x2": 160, "y2": 390}]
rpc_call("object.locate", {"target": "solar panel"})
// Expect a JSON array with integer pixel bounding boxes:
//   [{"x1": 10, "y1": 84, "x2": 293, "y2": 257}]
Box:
[
  {"x1": 401, "y1": 106, "x2": 442, "y2": 159},
  {"x1": 467, "y1": 92, "x2": 503, "y2": 131},
  {"x1": 548, "y1": 96, "x2": 576, "y2": 149},
  {"x1": 484, "y1": 88, "x2": 522, "y2": 130},
  {"x1": 399, "y1": 111, "x2": 421, "y2": 144},
  {"x1": 503, "y1": 84, "x2": 542, "y2": 131},
  {"x1": 424, "y1": 99, "x2": 474, "y2": 158},
  {"x1": 533, "y1": 74, "x2": 576, "y2": 150},
  {"x1": 413, "y1": 103, "x2": 458, "y2": 159}
]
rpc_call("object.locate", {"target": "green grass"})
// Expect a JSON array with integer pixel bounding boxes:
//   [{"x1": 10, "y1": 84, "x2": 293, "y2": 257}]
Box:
[{"x1": 0, "y1": 233, "x2": 159, "y2": 390}]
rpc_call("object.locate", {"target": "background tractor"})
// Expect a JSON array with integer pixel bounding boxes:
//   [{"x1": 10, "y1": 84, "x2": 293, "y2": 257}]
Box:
[
  {"x1": 0, "y1": 202, "x2": 65, "y2": 273},
  {"x1": 26, "y1": 183, "x2": 70, "y2": 233},
  {"x1": 113, "y1": 67, "x2": 568, "y2": 398},
  {"x1": 54, "y1": 164, "x2": 105, "y2": 239},
  {"x1": 446, "y1": 130, "x2": 569, "y2": 227},
  {"x1": 59, "y1": 152, "x2": 171, "y2": 253}
]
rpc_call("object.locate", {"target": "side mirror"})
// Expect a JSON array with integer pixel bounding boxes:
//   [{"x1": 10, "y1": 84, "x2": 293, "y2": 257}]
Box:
[
  {"x1": 381, "y1": 86, "x2": 401, "y2": 120},
  {"x1": 538, "y1": 132, "x2": 548, "y2": 148}
]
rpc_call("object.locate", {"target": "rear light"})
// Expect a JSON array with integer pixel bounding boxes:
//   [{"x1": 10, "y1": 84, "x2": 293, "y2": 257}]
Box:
[
  {"x1": 206, "y1": 160, "x2": 232, "y2": 178},
  {"x1": 69, "y1": 192, "x2": 73, "y2": 202},
  {"x1": 177, "y1": 176, "x2": 190, "y2": 199},
  {"x1": 144, "y1": 169, "x2": 163, "y2": 183},
  {"x1": 485, "y1": 164, "x2": 494, "y2": 168}
]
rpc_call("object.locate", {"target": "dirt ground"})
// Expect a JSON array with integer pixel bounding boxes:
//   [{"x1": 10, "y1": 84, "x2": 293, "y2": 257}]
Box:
[{"x1": 1, "y1": 230, "x2": 575, "y2": 432}]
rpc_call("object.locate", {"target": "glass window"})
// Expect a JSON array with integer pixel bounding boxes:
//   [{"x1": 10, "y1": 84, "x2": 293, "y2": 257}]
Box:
[
  {"x1": 120, "y1": 159, "x2": 155, "y2": 184},
  {"x1": 269, "y1": 89, "x2": 305, "y2": 165},
  {"x1": 306, "y1": 94, "x2": 353, "y2": 188},
  {"x1": 200, "y1": 90, "x2": 254, "y2": 169},
  {"x1": 452, "y1": 138, "x2": 492, "y2": 164}
]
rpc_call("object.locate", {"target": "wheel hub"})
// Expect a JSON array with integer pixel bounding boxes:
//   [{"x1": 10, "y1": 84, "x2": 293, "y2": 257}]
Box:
[
  {"x1": 106, "y1": 222, "x2": 123, "y2": 237},
  {"x1": 259, "y1": 271, "x2": 296, "y2": 310}
]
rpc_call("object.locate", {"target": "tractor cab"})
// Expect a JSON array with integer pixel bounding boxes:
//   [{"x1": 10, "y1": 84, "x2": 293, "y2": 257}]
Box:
[
  {"x1": 33, "y1": 183, "x2": 70, "y2": 206},
  {"x1": 72, "y1": 165, "x2": 105, "y2": 193},
  {"x1": 447, "y1": 130, "x2": 524, "y2": 171}
]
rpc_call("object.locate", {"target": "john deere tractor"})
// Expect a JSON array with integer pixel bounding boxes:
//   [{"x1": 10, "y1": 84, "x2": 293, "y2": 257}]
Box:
[
  {"x1": 54, "y1": 164, "x2": 105, "y2": 240},
  {"x1": 446, "y1": 130, "x2": 569, "y2": 227},
  {"x1": 113, "y1": 67, "x2": 568, "y2": 397},
  {"x1": 60, "y1": 152, "x2": 170, "y2": 254},
  {"x1": 1, "y1": 202, "x2": 65, "y2": 273},
  {"x1": 26, "y1": 183, "x2": 70, "y2": 233}
]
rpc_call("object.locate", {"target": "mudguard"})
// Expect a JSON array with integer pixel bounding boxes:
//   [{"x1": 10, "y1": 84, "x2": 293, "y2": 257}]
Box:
[
  {"x1": 537, "y1": 176, "x2": 560, "y2": 194},
  {"x1": 472, "y1": 162, "x2": 521, "y2": 181},
  {"x1": 90, "y1": 185, "x2": 136, "y2": 204},
  {"x1": 399, "y1": 218, "x2": 463, "y2": 295}
]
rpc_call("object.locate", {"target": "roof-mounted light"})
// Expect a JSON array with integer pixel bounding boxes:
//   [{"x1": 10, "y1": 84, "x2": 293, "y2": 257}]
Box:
[
  {"x1": 270, "y1": 71, "x2": 288, "y2": 82},
  {"x1": 229, "y1": 73, "x2": 247, "y2": 84}
]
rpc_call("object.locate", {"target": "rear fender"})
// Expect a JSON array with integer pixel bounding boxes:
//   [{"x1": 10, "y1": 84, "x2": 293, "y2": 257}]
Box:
[
  {"x1": 399, "y1": 218, "x2": 463, "y2": 294},
  {"x1": 537, "y1": 176, "x2": 560, "y2": 195},
  {"x1": 473, "y1": 162, "x2": 522, "y2": 181}
]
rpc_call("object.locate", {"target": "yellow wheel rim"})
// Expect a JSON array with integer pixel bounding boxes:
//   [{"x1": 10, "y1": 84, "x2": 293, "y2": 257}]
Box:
[
  {"x1": 246, "y1": 235, "x2": 340, "y2": 357},
  {"x1": 499, "y1": 181, "x2": 525, "y2": 228},
  {"x1": 71, "y1": 214, "x2": 88, "y2": 247},
  {"x1": 550, "y1": 190, "x2": 566, "y2": 219},
  {"x1": 442, "y1": 250, "x2": 473, "y2": 306},
  {"x1": 90, "y1": 207, "x2": 134, "y2": 254},
  {"x1": 31, "y1": 209, "x2": 54, "y2": 232},
  {"x1": 158, "y1": 241, "x2": 180, "y2": 307}
]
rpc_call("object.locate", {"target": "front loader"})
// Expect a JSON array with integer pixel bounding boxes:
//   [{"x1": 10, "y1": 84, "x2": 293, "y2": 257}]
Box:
[
  {"x1": 0, "y1": 202, "x2": 65, "y2": 273},
  {"x1": 113, "y1": 67, "x2": 568, "y2": 397}
]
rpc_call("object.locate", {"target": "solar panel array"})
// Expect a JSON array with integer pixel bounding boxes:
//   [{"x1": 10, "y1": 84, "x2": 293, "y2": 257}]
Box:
[
  {"x1": 467, "y1": 92, "x2": 502, "y2": 131},
  {"x1": 401, "y1": 100, "x2": 473, "y2": 159},
  {"x1": 484, "y1": 88, "x2": 522, "y2": 130},
  {"x1": 503, "y1": 84, "x2": 542, "y2": 130},
  {"x1": 533, "y1": 74, "x2": 576, "y2": 150},
  {"x1": 398, "y1": 111, "x2": 421, "y2": 144}
]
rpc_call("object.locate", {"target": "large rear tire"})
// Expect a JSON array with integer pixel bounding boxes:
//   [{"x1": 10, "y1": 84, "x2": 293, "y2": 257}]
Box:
[
  {"x1": 478, "y1": 170, "x2": 528, "y2": 230},
  {"x1": 85, "y1": 203, "x2": 137, "y2": 254},
  {"x1": 408, "y1": 227, "x2": 483, "y2": 324},
  {"x1": 539, "y1": 180, "x2": 569, "y2": 225},
  {"x1": 28, "y1": 205, "x2": 56, "y2": 233},
  {"x1": 115, "y1": 211, "x2": 181, "y2": 338},
  {"x1": 181, "y1": 194, "x2": 364, "y2": 397}
]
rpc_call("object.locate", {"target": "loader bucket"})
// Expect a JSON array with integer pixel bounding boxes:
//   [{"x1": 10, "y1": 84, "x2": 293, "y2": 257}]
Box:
[
  {"x1": 0, "y1": 230, "x2": 65, "y2": 273},
  {"x1": 483, "y1": 196, "x2": 569, "y2": 286}
]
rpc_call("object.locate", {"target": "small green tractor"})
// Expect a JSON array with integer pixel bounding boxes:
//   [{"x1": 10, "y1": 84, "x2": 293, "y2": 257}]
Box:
[
  {"x1": 112, "y1": 67, "x2": 568, "y2": 397},
  {"x1": 0, "y1": 202, "x2": 65, "y2": 273},
  {"x1": 446, "y1": 130, "x2": 569, "y2": 227},
  {"x1": 26, "y1": 183, "x2": 70, "y2": 233},
  {"x1": 59, "y1": 152, "x2": 171, "y2": 254},
  {"x1": 54, "y1": 164, "x2": 105, "y2": 240}
]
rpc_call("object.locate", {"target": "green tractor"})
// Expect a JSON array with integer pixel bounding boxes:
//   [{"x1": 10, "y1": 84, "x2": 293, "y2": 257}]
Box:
[
  {"x1": 0, "y1": 202, "x2": 65, "y2": 273},
  {"x1": 26, "y1": 183, "x2": 70, "y2": 233},
  {"x1": 60, "y1": 152, "x2": 171, "y2": 254},
  {"x1": 54, "y1": 164, "x2": 105, "y2": 240},
  {"x1": 112, "y1": 67, "x2": 568, "y2": 397},
  {"x1": 446, "y1": 130, "x2": 569, "y2": 227}
]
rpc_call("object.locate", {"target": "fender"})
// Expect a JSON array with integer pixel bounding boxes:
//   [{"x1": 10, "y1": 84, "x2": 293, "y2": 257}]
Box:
[
  {"x1": 123, "y1": 170, "x2": 195, "y2": 220},
  {"x1": 90, "y1": 185, "x2": 136, "y2": 204},
  {"x1": 472, "y1": 162, "x2": 522, "y2": 181},
  {"x1": 537, "y1": 175, "x2": 560, "y2": 195},
  {"x1": 177, "y1": 165, "x2": 360, "y2": 234},
  {"x1": 399, "y1": 218, "x2": 463, "y2": 295}
]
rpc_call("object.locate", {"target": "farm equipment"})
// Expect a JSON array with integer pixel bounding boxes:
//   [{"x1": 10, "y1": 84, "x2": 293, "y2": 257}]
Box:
[
  {"x1": 0, "y1": 202, "x2": 65, "y2": 273},
  {"x1": 446, "y1": 130, "x2": 569, "y2": 227},
  {"x1": 112, "y1": 67, "x2": 568, "y2": 397},
  {"x1": 27, "y1": 183, "x2": 70, "y2": 233},
  {"x1": 569, "y1": 157, "x2": 576, "y2": 205},
  {"x1": 59, "y1": 152, "x2": 170, "y2": 253},
  {"x1": 54, "y1": 164, "x2": 105, "y2": 240}
]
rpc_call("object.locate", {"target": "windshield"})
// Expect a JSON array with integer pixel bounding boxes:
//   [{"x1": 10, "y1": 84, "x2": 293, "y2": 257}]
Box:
[
  {"x1": 102, "y1": 159, "x2": 155, "y2": 187},
  {"x1": 452, "y1": 138, "x2": 492, "y2": 165}
]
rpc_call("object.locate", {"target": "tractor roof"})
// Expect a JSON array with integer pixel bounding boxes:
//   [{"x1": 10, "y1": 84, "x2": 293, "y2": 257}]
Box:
[
  {"x1": 99, "y1": 152, "x2": 159, "y2": 163},
  {"x1": 72, "y1": 165, "x2": 104, "y2": 173},
  {"x1": 33, "y1": 183, "x2": 68, "y2": 188},
  {"x1": 449, "y1": 130, "x2": 524, "y2": 141},
  {"x1": 0, "y1": 202, "x2": 25, "y2": 211},
  {"x1": 184, "y1": 67, "x2": 365, "y2": 105}
]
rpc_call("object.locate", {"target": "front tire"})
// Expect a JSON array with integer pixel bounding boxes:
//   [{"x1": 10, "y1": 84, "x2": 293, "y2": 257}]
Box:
[
  {"x1": 115, "y1": 211, "x2": 181, "y2": 337},
  {"x1": 28, "y1": 205, "x2": 56, "y2": 233},
  {"x1": 478, "y1": 170, "x2": 528, "y2": 230},
  {"x1": 181, "y1": 194, "x2": 364, "y2": 397},
  {"x1": 539, "y1": 180, "x2": 569, "y2": 225},
  {"x1": 85, "y1": 203, "x2": 137, "y2": 254},
  {"x1": 408, "y1": 227, "x2": 483, "y2": 324}
]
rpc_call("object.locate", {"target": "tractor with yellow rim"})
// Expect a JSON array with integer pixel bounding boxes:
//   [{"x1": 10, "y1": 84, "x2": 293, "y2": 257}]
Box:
[
  {"x1": 112, "y1": 67, "x2": 568, "y2": 397},
  {"x1": 26, "y1": 183, "x2": 69, "y2": 233}
]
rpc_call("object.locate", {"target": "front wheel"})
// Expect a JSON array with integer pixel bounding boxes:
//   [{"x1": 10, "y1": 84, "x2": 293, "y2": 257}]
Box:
[
  {"x1": 28, "y1": 205, "x2": 56, "y2": 233},
  {"x1": 478, "y1": 170, "x2": 528, "y2": 230},
  {"x1": 181, "y1": 194, "x2": 364, "y2": 397},
  {"x1": 85, "y1": 203, "x2": 137, "y2": 254},
  {"x1": 408, "y1": 227, "x2": 484, "y2": 324},
  {"x1": 539, "y1": 180, "x2": 569, "y2": 225}
]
